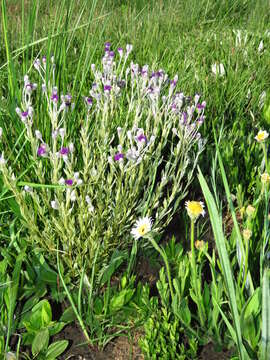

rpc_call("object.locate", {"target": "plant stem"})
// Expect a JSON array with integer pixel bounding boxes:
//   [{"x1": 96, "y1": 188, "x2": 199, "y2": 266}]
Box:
[
  {"x1": 190, "y1": 219, "x2": 205, "y2": 326},
  {"x1": 147, "y1": 235, "x2": 174, "y2": 300},
  {"x1": 263, "y1": 143, "x2": 269, "y2": 173}
]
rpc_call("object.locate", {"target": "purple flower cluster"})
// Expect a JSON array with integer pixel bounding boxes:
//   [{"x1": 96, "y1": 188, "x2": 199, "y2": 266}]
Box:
[{"x1": 108, "y1": 127, "x2": 155, "y2": 167}]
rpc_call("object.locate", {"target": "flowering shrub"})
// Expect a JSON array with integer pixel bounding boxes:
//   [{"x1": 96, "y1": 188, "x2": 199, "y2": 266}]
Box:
[{"x1": 0, "y1": 44, "x2": 206, "y2": 280}]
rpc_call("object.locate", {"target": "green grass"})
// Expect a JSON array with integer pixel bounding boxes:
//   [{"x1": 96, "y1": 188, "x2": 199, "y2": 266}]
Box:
[
  {"x1": 1, "y1": 0, "x2": 270, "y2": 198},
  {"x1": 0, "y1": 0, "x2": 270, "y2": 357}
]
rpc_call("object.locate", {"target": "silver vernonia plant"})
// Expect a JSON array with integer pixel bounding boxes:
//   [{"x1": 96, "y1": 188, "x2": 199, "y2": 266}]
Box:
[{"x1": 0, "y1": 43, "x2": 206, "y2": 279}]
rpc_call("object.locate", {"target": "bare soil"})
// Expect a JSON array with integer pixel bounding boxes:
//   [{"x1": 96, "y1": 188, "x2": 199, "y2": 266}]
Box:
[{"x1": 56, "y1": 323, "x2": 233, "y2": 359}]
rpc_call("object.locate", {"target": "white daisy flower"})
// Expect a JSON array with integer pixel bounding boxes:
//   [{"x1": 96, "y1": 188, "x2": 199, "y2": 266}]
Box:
[
  {"x1": 131, "y1": 216, "x2": 152, "y2": 240},
  {"x1": 255, "y1": 130, "x2": 269, "y2": 143}
]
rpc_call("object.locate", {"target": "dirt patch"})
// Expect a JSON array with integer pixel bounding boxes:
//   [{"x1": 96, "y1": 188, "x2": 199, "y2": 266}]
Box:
[
  {"x1": 56, "y1": 324, "x2": 143, "y2": 360},
  {"x1": 199, "y1": 343, "x2": 234, "y2": 360},
  {"x1": 56, "y1": 322, "x2": 234, "y2": 360}
]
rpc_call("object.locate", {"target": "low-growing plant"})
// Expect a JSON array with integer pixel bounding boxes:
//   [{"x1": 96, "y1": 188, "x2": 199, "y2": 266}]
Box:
[
  {"x1": 0, "y1": 43, "x2": 206, "y2": 283},
  {"x1": 197, "y1": 127, "x2": 270, "y2": 359},
  {"x1": 56, "y1": 245, "x2": 152, "y2": 348},
  {"x1": 19, "y1": 299, "x2": 68, "y2": 360},
  {"x1": 138, "y1": 263, "x2": 198, "y2": 360}
]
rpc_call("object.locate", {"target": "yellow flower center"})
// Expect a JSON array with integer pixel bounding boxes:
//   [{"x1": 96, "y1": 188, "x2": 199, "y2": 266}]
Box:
[
  {"x1": 138, "y1": 225, "x2": 147, "y2": 235},
  {"x1": 187, "y1": 201, "x2": 203, "y2": 216},
  {"x1": 257, "y1": 133, "x2": 266, "y2": 141}
]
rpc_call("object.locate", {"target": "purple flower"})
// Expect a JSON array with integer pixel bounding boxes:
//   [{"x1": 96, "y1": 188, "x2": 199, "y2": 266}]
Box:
[
  {"x1": 109, "y1": 51, "x2": 115, "y2": 58},
  {"x1": 65, "y1": 179, "x2": 73, "y2": 186},
  {"x1": 60, "y1": 147, "x2": 69, "y2": 156},
  {"x1": 171, "y1": 103, "x2": 177, "y2": 111},
  {"x1": 86, "y1": 97, "x2": 93, "y2": 105},
  {"x1": 51, "y1": 93, "x2": 58, "y2": 102},
  {"x1": 181, "y1": 112, "x2": 188, "y2": 124},
  {"x1": 34, "y1": 59, "x2": 41, "y2": 69},
  {"x1": 37, "y1": 144, "x2": 47, "y2": 157},
  {"x1": 156, "y1": 70, "x2": 164, "y2": 78},
  {"x1": 198, "y1": 116, "x2": 205, "y2": 125},
  {"x1": 104, "y1": 85, "x2": 112, "y2": 92},
  {"x1": 105, "y1": 42, "x2": 111, "y2": 49},
  {"x1": 64, "y1": 94, "x2": 72, "y2": 106},
  {"x1": 117, "y1": 47, "x2": 123, "y2": 56},
  {"x1": 114, "y1": 153, "x2": 124, "y2": 161},
  {"x1": 21, "y1": 110, "x2": 29, "y2": 118},
  {"x1": 51, "y1": 87, "x2": 58, "y2": 102},
  {"x1": 137, "y1": 134, "x2": 147, "y2": 142},
  {"x1": 197, "y1": 103, "x2": 205, "y2": 110}
]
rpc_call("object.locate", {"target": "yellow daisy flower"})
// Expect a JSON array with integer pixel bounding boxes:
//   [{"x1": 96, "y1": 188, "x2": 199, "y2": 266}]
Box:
[{"x1": 185, "y1": 201, "x2": 205, "y2": 221}]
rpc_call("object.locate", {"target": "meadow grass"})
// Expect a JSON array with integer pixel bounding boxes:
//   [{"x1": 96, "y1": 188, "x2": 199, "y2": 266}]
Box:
[
  {"x1": 0, "y1": 0, "x2": 270, "y2": 357},
  {"x1": 1, "y1": 0, "x2": 270, "y2": 198}
]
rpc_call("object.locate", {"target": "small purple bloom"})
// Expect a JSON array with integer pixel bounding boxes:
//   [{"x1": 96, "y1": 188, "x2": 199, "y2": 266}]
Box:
[
  {"x1": 37, "y1": 144, "x2": 47, "y2": 157},
  {"x1": 114, "y1": 153, "x2": 124, "y2": 161},
  {"x1": 198, "y1": 116, "x2": 205, "y2": 125},
  {"x1": 109, "y1": 51, "x2": 115, "y2": 58},
  {"x1": 65, "y1": 94, "x2": 72, "y2": 106},
  {"x1": 65, "y1": 179, "x2": 73, "y2": 186},
  {"x1": 51, "y1": 93, "x2": 58, "y2": 102},
  {"x1": 60, "y1": 147, "x2": 69, "y2": 156},
  {"x1": 105, "y1": 42, "x2": 111, "y2": 49},
  {"x1": 171, "y1": 103, "x2": 177, "y2": 111},
  {"x1": 117, "y1": 47, "x2": 123, "y2": 56},
  {"x1": 137, "y1": 134, "x2": 147, "y2": 142},
  {"x1": 197, "y1": 103, "x2": 205, "y2": 110},
  {"x1": 26, "y1": 83, "x2": 33, "y2": 91},
  {"x1": 182, "y1": 112, "x2": 188, "y2": 124},
  {"x1": 86, "y1": 97, "x2": 93, "y2": 105},
  {"x1": 21, "y1": 110, "x2": 29, "y2": 118},
  {"x1": 104, "y1": 85, "x2": 112, "y2": 92}
]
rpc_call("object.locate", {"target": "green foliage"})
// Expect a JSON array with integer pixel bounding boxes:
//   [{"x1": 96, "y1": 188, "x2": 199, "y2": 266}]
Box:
[
  {"x1": 139, "y1": 308, "x2": 197, "y2": 360},
  {"x1": 138, "y1": 262, "x2": 198, "y2": 360},
  {"x1": 0, "y1": 0, "x2": 270, "y2": 358},
  {"x1": 20, "y1": 299, "x2": 68, "y2": 359}
]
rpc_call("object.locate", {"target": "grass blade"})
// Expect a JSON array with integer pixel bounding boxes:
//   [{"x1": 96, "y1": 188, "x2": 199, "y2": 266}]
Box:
[
  {"x1": 262, "y1": 268, "x2": 270, "y2": 359},
  {"x1": 198, "y1": 167, "x2": 249, "y2": 359}
]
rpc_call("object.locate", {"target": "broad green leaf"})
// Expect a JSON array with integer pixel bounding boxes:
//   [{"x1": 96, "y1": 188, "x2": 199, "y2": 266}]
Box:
[
  {"x1": 48, "y1": 322, "x2": 66, "y2": 336},
  {"x1": 109, "y1": 289, "x2": 135, "y2": 313},
  {"x1": 100, "y1": 250, "x2": 127, "y2": 286},
  {"x1": 32, "y1": 328, "x2": 49, "y2": 355},
  {"x1": 241, "y1": 288, "x2": 261, "y2": 320},
  {"x1": 46, "y1": 340, "x2": 69, "y2": 359},
  {"x1": 59, "y1": 306, "x2": 76, "y2": 323}
]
